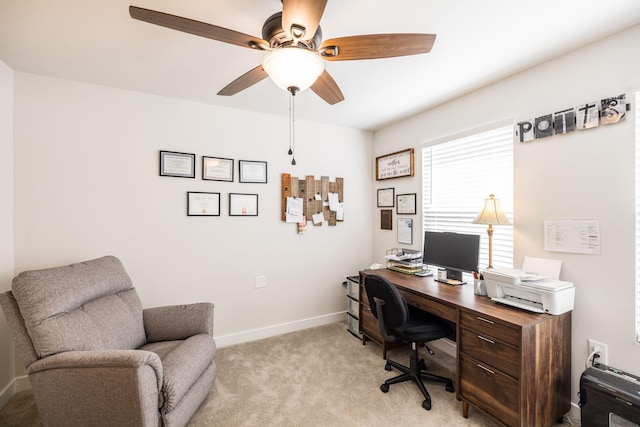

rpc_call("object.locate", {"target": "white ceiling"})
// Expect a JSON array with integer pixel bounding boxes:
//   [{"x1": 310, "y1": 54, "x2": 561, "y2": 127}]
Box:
[{"x1": 1, "y1": 0, "x2": 639, "y2": 131}]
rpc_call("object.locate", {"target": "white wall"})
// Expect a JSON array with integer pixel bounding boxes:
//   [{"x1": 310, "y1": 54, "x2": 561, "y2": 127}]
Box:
[
  {"x1": 373, "y1": 23, "x2": 640, "y2": 410},
  {"x1": 12, "y1": 74, "x2": 374, "y2": 346},
  {"x1": 0, "y1": 59, "x2": 15, "y2": 405}
]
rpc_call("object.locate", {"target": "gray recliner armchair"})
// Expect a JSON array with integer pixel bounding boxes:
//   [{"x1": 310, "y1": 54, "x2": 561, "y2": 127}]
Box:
[{"x1": 0, "y1": 255, "x2": 216, "y2": 427}]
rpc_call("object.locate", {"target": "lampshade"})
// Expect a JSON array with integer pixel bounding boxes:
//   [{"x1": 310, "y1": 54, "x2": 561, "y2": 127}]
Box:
[
  {"x1": 472, "y1": 194, "x2": 511, "y2": 225},
  {"x1": 262, "y1": 47, "x2": 324, "y2": 92}
]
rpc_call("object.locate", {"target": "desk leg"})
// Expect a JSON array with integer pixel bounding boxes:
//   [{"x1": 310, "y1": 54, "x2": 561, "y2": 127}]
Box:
[{"x1": 462, "y1": 401, "x2": 469, "y2": 418}]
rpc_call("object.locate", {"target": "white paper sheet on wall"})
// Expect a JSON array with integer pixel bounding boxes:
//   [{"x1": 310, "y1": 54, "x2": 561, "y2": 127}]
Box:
[{"x1": 544, "y1": 219, "x2": 600, "y2": 254}]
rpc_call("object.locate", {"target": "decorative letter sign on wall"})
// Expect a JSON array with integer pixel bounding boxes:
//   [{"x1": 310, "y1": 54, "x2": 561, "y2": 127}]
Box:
[
  {"x1": 516, "y1": 93, "x2": 629, "y2": 143},
  {"x1": 376, "y1": 149, "x2": 414, "y2": 180}
]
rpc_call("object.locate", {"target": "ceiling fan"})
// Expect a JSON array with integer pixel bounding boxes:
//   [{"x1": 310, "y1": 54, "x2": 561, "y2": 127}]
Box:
[{"x1": 129, "y1": 0, "x2": 436, "y2": 105}]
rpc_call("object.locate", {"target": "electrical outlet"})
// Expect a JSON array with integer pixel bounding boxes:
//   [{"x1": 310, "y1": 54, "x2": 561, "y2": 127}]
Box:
[
  {"x1": 254, "y1": 276, "x2": 267, "y2": 289},
  {"x1": 588, "y1": 339, "x2": 608, "y2": 366}
]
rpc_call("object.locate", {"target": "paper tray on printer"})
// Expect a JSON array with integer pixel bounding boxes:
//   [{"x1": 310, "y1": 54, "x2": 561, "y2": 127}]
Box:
[
  {"x1": 520, "y1": 279, "x2": 573, "y2": 292},
  {"x1": 491, "y1": 297, "x2": 545, "y2": 313}
]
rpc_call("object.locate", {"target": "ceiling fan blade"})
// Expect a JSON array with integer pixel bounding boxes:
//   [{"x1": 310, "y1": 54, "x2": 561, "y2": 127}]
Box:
[
  {"x1": 217, "y1": 65, "x2": 269, "y2": 96},
  {"x1": 319, "y1": 34, "x2": 436, "y2": 61},
  {"x1": 282, "y1": 0, "x2": 327, "y2": 41},
  {"x1": 129, "y1": 6, "x2": 269, "y2": 50},
  {"x1": 310, "y1": 70, "x2": 345, "y2": 105}
]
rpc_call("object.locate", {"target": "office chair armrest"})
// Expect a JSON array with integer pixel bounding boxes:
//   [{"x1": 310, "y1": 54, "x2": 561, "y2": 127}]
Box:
[{"x1": 373, "y1": 297, "x2": 397, "y2": 342}]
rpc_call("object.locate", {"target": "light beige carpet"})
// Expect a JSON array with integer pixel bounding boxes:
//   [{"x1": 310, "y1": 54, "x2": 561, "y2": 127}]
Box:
[{"x1": 1, "y1": 321, "x2": 566, "y2": 426}]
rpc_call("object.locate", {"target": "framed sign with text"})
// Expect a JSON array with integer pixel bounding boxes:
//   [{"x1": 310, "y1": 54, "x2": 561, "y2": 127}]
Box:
[{"x1": 376, "y1": 148, "x2": 414, "y2": 180}]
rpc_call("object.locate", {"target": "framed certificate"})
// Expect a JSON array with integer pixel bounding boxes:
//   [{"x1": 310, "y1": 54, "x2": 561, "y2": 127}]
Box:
[
  {"x1": 203, "y1": 156, "x2": 233, "y2": 182},
  {"x1": 187, "y1": 192, "x2": 220, "y2": 216},
  {"x1": 377, "y1": 188, "x2": 395, "y2": 207},
  {"x1": 160, "y1": 151, "x2": 195, "y2": 178},
  {"x1": 229, "y1": 193, "x2": 258, "y2": 216},
  {"x1": 396, "y1": 193, "x2": 417, "y2": 215},
  {"x1": 239, "y1": 160, "x2": 267, "y2": 183}
]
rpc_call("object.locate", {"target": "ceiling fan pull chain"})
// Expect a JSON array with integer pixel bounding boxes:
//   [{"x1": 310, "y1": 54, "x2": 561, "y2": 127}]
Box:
[
  {"x1": 289, "y1": 87, "x2": 298, "y2": 166},
  {"x1": 288, "y1": 91, "x2": 293, "y2": 156}
]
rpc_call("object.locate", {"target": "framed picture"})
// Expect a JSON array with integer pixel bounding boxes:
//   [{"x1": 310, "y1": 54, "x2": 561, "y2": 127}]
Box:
[
  {"x1": 160, "y1": 151, "x2": 195, "y2": 178},
  {"x1": 229, "y1": 193, "x2": 258, "y2": 216},
  {"x1": 202, "y1": 156, "x2": 233, "y2": 182},
  {"x1": 376, "y1": 148, "x2": 414, "y2": 180},
  {"x1": 377, "y1": 188, "x2": 395, "y2": 207},
  {"x1": 239, "y1": 160, "x2": 267, "y2": 183},
  {"x1": 381, "y1": 209, "x2": 393, "y2": 230},
  {"x1": 396, "y1": 193, "x2": 417, "y2": 214},
  {"x1": 187, "y1": 192, "x2": 220, "y2": 216},
  {"x1": 397, "y1": 218, "x2": 413, "y2": 244}
]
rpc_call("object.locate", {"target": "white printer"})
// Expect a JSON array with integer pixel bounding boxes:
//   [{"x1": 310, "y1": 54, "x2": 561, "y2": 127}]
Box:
[{"x1": 482, "y1": 257, "x2": 575, "y2": 315}]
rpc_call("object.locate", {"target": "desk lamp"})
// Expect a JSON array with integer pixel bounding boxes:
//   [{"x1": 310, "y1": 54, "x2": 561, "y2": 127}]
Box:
[{"x1": 472, "y1": 194, "x2": 511, "y2": 269}]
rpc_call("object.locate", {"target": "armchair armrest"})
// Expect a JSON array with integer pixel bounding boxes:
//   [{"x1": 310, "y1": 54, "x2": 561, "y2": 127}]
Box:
[
  {"x1": 26, "y1": 350, "x2": 164, "y2": 425},
  {"x1": 28, "y1": 349, "x2": 163, "y2": 389},
  {"x1": 143, "y1": 302, "x2": 214, "y2": 343}
]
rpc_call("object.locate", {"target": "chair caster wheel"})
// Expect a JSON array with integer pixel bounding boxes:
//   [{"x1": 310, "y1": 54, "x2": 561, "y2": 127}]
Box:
[
  {"x1": 380, "y1": 384, "x2": 389, "y2": 393},
  {"x1": 419, "y1": 358, "x2": 427, "y2": 371},
  {"x1": 422, "y1": 399, "x2": 432, "y2": 410},
  {"x1": 446, "y1": 383, "x2": 454, "y2": 393},
  {"x1": 384, "y1": 362, "x2": 392, "y2": 371}
]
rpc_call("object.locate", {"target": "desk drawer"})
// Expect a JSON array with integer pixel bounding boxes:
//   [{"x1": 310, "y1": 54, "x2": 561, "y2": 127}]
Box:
[
  {"x1": 399, "y1": 289, "x2": 457, "y2": 323},
  {"x1": 459, "y1": 327, "x2": 520, "y2": 379},
  {"x1": 460, "y1": 354, "x2": 519, "y2": 427},
  {"x1": 460, "y1": 310, "x2": 520, "y2": 347}
]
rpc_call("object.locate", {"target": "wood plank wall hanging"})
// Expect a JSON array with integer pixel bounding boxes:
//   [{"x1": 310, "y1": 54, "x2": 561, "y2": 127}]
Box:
[{"x1": 281, "y1": 173, "x2": 344, "y2": 230}]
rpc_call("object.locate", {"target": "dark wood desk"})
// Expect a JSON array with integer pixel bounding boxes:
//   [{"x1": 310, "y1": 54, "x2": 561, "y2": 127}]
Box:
[{"x1": 359, "y1": 269, "x2": 571, "y2": 427}]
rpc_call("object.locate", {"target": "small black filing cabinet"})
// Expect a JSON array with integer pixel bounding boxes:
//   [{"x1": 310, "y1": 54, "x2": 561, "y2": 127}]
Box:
[
  {"x1": 580, "y1": 364, "x2": 640, "y2": 427},
  {"x1": 345, "y1": 275, "x2": 362, "y2": 339}
]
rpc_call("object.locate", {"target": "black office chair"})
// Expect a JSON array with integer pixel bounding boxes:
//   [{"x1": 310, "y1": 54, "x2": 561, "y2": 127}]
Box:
[{"x1": 365, "y1": 274, "x2": 454, "y2": 410}]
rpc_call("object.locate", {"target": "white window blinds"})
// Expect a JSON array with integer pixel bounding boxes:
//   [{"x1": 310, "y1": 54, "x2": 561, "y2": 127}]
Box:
[
  {"x1": 422, "y1": 125, "x2": 514, "y2": 270},
  {"x1": 635, "y1": 90, "x2": 640, "y2": 342}
]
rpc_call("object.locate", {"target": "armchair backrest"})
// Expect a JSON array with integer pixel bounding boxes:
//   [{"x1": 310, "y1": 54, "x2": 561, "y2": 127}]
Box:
[{"x1": 7, "y1": 256, "x2": 146, "y2": 360}]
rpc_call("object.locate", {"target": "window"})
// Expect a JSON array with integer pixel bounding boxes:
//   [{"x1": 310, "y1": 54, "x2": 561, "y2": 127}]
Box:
[
  {"x1": 635, "y1": 90, "x2": 640, "y2": 342},
  {"x1": 422, "y1": 124, "x2": 514, "y2": 271}
]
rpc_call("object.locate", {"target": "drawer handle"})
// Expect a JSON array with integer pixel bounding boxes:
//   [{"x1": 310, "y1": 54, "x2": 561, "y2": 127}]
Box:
[
  {"x1": 477, "y1": 335, "x2": 495, "y2": 344},
  {"x1": 477, "y1": 364, "x2": 495, "y2": 375},
  {"x1": 476, "y1": 316, "x2": 495, "y2": 324}
]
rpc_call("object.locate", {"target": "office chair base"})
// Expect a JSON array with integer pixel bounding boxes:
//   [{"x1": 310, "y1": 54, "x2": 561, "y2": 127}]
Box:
[{"x1": 381, "y1": 344, "x2": 454, "y2": 411}]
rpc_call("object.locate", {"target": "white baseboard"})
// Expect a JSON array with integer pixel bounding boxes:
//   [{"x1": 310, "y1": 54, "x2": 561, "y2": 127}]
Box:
[
  {"x1": 15, "y1": 375, "x2": 30, "y2": 391},
  {"x1": 214, "y1": 311, "x2": 346, "y2": 348},
  {"x1": 0, "y1": 380, "x2": 16, "y2": 410},
  {"x1": 0, "y1": 375, "x2": 30, "y2": 410}
]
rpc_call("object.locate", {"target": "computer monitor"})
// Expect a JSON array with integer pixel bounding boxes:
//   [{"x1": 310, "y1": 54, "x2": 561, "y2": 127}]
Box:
[{"x1": 422, "y1": 231, "x2": 480, "y2": 283}]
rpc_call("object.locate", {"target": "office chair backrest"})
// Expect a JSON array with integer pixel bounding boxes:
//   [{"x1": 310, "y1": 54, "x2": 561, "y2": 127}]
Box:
[{"x1": 365, "y1": 274, "x2": 409, "y2": 331}]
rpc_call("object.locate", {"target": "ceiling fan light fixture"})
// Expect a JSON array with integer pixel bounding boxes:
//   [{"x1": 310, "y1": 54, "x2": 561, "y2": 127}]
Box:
[{"x1": 262, "y1": 47, "x2": 324, "y2": 92}]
